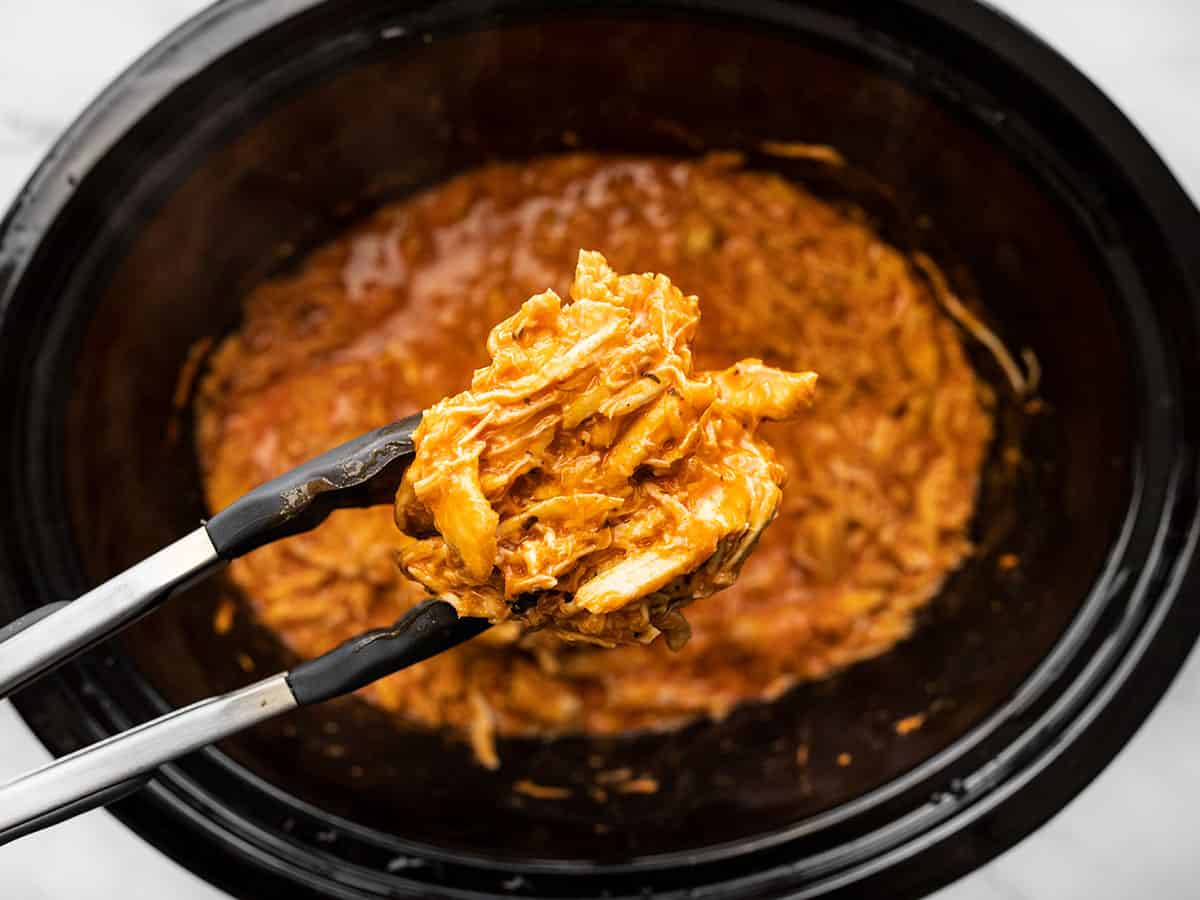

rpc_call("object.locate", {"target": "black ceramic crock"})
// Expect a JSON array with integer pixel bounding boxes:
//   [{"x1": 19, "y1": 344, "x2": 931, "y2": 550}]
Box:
[{"x1": 1, "y1": 1, "x2": 1198, "y2": 898}]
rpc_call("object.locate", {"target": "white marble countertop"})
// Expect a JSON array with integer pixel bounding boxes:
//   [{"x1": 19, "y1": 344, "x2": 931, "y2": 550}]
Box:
[{"x1": 0, "y1": 2, "x2": 1197, "y2": 897}]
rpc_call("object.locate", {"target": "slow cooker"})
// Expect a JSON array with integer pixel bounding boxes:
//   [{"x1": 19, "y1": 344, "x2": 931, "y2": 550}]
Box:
[{"x1": 1, "y1": 1, "x2": 1198, "y2": 897}]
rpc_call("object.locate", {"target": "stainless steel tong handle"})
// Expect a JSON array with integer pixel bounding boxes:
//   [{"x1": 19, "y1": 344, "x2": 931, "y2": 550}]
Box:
[
  {"x1": 0, "y1": 599, "x2": 487, "y2": 847},
  {"x1": 0, "y1": 413, "x2": 451, "y2": 845},
  {"x1": 0, "y1": 414, "x2": 420, "y2": 701},
  {"x1": 0, "y1": 673, "x2": 296, "y2": 847},
  {"x1": 0, "y1": 528, "x2": 222, "y2": 698}
]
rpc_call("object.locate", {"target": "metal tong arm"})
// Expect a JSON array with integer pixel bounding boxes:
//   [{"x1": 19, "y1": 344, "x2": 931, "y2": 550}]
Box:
[
  {"x1": 0, "y1": 529, "x2": 221, "y2": 699},
  {"x1": 0, "y1": 600, "x2": 487, "y2": 847},
  {"x1": 0, "y1": 414, "x2": 420, "y2": 700}
]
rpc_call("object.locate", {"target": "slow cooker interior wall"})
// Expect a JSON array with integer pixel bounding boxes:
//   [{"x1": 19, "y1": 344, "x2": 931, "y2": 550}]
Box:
[{"x1": 61, "y1": 17, "x2": 1132, "y2": 860}]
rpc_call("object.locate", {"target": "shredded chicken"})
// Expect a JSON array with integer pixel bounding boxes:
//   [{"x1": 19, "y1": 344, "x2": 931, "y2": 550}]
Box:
[
  {"x1": 196, "y1": 153, "x2": 994, "y2": 765},
  {"x1": 914, "y1": 252, "x2": 1038, "y2": 397},
  {"x1": 393, "y1": 251, "x2": 816, "y2": 648}
]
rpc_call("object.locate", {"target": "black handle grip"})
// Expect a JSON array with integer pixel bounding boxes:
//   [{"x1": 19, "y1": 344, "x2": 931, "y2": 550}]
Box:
[
  {"x1": 0, "y1": 602, "x2": 71, "y2": 645},
  {"x1": 205, "y1": 413, "x2": 420, "y2": 559},
  {"x1": 286, "y1": 600, "x2": 489, "y2": 706}
]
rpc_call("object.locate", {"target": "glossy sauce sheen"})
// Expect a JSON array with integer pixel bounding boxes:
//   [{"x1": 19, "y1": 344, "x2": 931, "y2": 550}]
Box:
[{"x1": 197, "y1": 154, "x2": 993, "y2": 765}]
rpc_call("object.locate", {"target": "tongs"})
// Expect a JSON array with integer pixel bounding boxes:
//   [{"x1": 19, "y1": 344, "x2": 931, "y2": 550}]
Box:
[{"x1": 0, "y1": 412, "x2": 490, "y2": 846}]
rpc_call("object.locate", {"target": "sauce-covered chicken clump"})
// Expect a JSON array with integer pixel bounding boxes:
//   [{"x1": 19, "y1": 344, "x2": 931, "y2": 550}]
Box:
[{"x1": 394, "y1": 250, "x2": 817, "y2": 648}]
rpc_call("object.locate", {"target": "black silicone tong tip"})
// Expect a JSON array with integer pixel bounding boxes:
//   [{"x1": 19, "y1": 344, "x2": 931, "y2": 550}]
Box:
[
  {"x1": 205, "y1": 413, "x2": 421, "y2": 559},
  {"x1": 286, "y1": 600, "x2": 490, "y2": 706}
]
